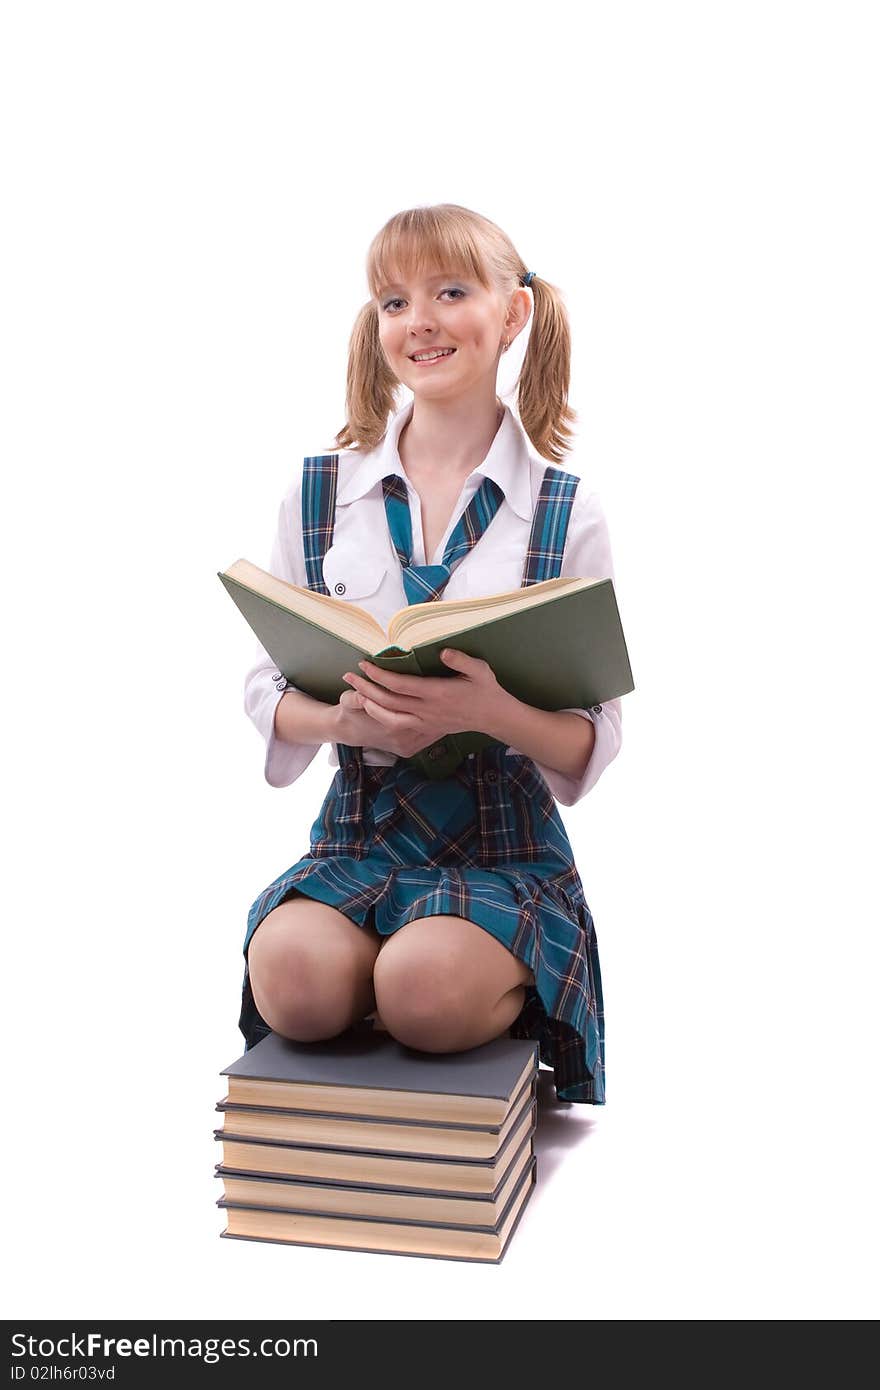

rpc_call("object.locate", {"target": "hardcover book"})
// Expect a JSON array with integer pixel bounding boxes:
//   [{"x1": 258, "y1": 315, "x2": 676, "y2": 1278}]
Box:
[
  {"x1": 220, "y1": 1029, "x2": 539, "y2": 1126},
  {"x1": 219, "y1": 558, "x2": 634, "y2": 778},
  {"x1": 214, "y1": 1073, "x2": 534, "y2": 1160},
  {"x1": 214, "y1": 1096, "x2": 537, "y2": 1194},
  {"x1": 215, "y1": 1126, "x2": 535, "y2": 1226},
  {"x1": 219, "y1": 1155, "x2": 537, "y2": 1263}
]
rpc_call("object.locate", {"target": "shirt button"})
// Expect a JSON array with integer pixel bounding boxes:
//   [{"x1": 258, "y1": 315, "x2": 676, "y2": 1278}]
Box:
[
  {"x1": 334, "y1": 582, "x2": 346, "y2": 595},
  {"x1": 344, "y1": 760, "x2": 358, "y2": 779},
  {"x1": 485, "y1": 769, "x2": 499, "y2": 784},
  {"x1": 591, "y1": 704, "x2": 603, "y2": 715}
]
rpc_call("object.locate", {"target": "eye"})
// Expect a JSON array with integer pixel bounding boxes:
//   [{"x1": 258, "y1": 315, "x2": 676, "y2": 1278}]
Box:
[{"x1": 381, "y1": 287, "x2": 466, "y2": 313}]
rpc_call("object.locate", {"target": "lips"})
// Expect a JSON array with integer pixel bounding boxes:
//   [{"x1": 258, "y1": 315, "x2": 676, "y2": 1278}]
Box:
[{"x1": 409, "y1": 347, "x2": 456, "y2": 362}]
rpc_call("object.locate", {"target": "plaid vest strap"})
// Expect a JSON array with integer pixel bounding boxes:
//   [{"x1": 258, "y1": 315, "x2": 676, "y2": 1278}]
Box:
[
  {"x1": 521, "y1": 465, "x2": 580, "y2": 587},
  {"x1": 301, "y1": 454, "x2": 339, "y2": 594},
  {"x1": 301, "y1": 453, "x2": 368, "y2": 843}
]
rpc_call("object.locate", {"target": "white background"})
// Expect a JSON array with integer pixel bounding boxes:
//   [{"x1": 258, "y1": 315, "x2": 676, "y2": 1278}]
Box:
[{"x1": 4, "y1": 1, "x2": 878, "y2": 1321}]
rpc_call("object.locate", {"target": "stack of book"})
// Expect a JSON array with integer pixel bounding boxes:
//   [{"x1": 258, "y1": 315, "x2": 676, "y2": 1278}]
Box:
[{"x1": 214, "y1": 1025, "x2": 540, "y2": 1262}]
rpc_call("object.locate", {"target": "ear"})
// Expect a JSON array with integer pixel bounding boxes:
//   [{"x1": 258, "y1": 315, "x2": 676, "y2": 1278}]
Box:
[{"x1": 504, "y1": 286, "x2": 532, "y2": 345}]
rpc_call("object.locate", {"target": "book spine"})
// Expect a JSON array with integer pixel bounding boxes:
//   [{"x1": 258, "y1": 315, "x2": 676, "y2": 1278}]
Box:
[
  {"x1": 407, "y1": 650, "x2": 468, "y2": 781},
  {"x1": 368, "y1": 649, "x2": 505, "y2": 780},
  {"x1": 365, "y1": 646, "x2": 455, "y2": 779}
]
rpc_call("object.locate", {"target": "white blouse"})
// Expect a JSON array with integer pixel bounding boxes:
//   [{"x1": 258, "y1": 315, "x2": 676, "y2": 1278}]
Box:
[{"x1": 243, "y1": 399, "x2": 623, "y2": 807}]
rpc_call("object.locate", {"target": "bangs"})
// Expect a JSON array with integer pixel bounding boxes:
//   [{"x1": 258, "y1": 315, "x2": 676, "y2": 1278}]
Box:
[{"x1": 367, "y1": 207, "x2": 495, "y2": 298}]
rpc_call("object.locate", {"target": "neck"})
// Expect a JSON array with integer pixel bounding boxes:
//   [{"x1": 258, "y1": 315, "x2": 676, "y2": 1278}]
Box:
[{"x1": 398, "y1": 390, "x2": 504, "y2": 481}]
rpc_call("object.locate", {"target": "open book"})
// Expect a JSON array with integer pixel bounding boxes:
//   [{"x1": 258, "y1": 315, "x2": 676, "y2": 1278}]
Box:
[{"x1": 219, "y1": 558, "x2": 634, "y2": 779}]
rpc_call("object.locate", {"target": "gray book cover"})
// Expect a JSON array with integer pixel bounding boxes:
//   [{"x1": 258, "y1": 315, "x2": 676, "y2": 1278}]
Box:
[
  {"x1": 219, "y1": 1155, "x2": 536, "y2": 1236},
  {"x1": 221, "y1": 1028, "x2": 539, "y2": 1103},
  {"x1": 214, "y1": 1095, "x2": 537, "y2": 1168},
  {"x1": 219, "y1": 1156, "x2": 537, "y2": 1264},
  {"x1": 215, "y1": 1072, "x2": 535, "y2": 1133},
  {"x1": 214, "y1": 1124, "x2": 536, "y2": 1203}
]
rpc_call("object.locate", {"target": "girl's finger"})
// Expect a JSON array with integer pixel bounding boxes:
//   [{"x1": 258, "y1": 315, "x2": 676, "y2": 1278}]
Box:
[
  {"x1": 361, "y1": 697, "x2": 405, "y2": 727},
  {"x1": 346, "y1": 671, "x2": 413, "y2": 712},
  {"x1": 358, "y1": 660, "x2": 424, "y2": 694}
]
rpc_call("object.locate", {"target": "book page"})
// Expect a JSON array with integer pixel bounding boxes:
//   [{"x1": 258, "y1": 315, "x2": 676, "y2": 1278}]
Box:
[
  {"x1": 223, "y1": 561, "x2": 601, "y2": 655},
  {"x1": 386, "y1": 576, "x2": 597, "y2": 647},
  {"x1": 223, "y1": 559, "x2": 389, "y2": 648}
]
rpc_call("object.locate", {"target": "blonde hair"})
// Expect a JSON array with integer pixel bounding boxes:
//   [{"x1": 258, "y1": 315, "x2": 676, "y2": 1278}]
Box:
[{"x1": 331, "y1": 204, "x2": 576, "y2": 463}]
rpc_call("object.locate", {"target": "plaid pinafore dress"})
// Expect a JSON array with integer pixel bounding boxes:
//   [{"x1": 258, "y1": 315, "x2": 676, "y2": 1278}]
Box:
[{"x1": 239, "y1": 455, "x2": 606, "y2": 1104}]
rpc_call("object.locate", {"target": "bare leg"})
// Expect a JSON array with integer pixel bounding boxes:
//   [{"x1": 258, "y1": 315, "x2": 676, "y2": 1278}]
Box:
[
  {"x1": 373, "y1": 915, "x2": 535, "y2": 1053},
  {"x1": 247, "y1": 894, "x2": 382, "y2": 1042}
]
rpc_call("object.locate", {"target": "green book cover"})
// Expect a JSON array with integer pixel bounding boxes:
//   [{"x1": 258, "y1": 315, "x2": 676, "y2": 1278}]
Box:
[{"x1": 219, "y1": 561, "x2": 635, "y2": 779}]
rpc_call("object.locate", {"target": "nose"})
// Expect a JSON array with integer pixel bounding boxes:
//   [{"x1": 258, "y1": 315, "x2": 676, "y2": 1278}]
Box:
[{"x1": 403, "y1": 295, "x2": 439, "y2": 339}]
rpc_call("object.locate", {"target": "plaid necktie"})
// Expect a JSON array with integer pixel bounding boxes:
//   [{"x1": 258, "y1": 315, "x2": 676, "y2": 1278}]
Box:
[{"x1": 382, "y1": 473, "x2": 505, "y2": 605}]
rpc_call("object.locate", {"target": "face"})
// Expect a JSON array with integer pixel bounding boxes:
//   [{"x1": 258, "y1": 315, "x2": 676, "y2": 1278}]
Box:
[{"x1": 375, "y1": 267, "x2": 515, "y2": 401}]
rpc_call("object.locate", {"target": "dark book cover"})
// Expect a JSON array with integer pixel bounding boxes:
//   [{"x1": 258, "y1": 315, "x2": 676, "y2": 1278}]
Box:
[
  {"x1": 221, "y1": 1028, "x2": 539, "y2": 1104},
  {"x1": 216, "y1": 1140, "x2": 535, "y2": 1231},
  {"x1": 213, "y1": 1080, "x2": 531, "y2": 1159},
  {"x1": 214, "y1": 1123, "x2": 535, "y2": 1204},
  {"x1": 215, "y1": 1072, "x2": 535, "y2": 1133},
  {"x1": 218, "y1": 1156, "x2": 537, "y2": 1263},
  {"x1": 214, "y1": 1095, "x2": 537, "y2": 1169}
]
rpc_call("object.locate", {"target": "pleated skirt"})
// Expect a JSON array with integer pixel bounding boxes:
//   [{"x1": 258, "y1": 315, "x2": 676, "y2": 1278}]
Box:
[{"x1": 240, "y1": 743, "x2": 605, "y2": 1103}]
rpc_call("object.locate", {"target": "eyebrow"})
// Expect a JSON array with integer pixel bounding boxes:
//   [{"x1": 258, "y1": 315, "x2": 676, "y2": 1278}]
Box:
[{"x1": 378, "y1": 273, "x2": 469, "y2": 293}]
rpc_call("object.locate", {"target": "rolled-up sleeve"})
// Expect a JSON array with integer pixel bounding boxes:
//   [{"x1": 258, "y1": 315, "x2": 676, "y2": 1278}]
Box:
[
  {"x1": 243, "y1": 480, "x2": 324, "y2": 788},
  {"x1": 529, "y1": 488, "x2": 624, "y2": 805}
]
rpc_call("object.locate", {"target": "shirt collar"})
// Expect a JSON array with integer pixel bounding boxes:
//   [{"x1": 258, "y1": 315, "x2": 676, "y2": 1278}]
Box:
[{"x1": 334, "y1": 399, "x2": 535, "y2": 521}]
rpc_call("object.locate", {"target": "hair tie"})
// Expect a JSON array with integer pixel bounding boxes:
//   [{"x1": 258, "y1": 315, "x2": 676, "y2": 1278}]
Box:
[{"x1": 521, "y1": 270, "x2": 537, "y2": 287}]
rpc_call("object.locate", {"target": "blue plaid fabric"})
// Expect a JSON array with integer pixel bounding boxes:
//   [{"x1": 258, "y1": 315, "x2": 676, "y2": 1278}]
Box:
[
  {"x1": 239, "y1": 451, "x2": 606, "y2": 1104},
  {"x1": 382, "y1": 472, "x2": 505, "y2": 604}
]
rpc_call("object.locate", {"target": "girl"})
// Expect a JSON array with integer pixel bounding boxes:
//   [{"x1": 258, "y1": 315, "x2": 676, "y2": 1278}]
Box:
[{"x1": 240, "y1": 204, "x2": 623, "y2": 1104}]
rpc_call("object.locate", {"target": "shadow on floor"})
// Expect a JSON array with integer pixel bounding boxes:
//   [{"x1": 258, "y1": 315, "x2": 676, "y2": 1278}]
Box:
[{"x1": 532, "y1": 1067, "x2": 598, "y2": 1181}]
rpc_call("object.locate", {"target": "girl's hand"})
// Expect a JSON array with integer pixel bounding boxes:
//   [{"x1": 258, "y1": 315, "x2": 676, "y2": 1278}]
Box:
[
  {"x1": 333, "y1": 688, "x2": 446, "y2": 759},
  {"x1": 340, "y1": 649, "x2": 512, "y2": 759},
  {"x1": 331, "y1": 688, "x2": 397, "y2": 749}
]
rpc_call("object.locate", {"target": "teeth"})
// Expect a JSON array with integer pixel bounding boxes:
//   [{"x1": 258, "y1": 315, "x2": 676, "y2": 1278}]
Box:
[{"x1": 412, "y1": 348, "x2": 455, "y2": 361}]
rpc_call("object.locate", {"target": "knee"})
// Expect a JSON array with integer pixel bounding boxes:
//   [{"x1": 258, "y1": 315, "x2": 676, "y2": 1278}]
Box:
[
  {"x1": 372, "y1": 937, "x2": 472, "y2": 1053},
  {"x1": 247, "y1": 929, "x2": 354, "y2": 1044}
]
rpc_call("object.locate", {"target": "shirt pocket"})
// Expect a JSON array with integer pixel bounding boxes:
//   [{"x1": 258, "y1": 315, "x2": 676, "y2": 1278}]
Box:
[
  {"x1": 322, "y1": 543, "x2": 388, "y2": 602},
  {"x1": 451, "y1": 555, "x2": 524, "y2": 599}
]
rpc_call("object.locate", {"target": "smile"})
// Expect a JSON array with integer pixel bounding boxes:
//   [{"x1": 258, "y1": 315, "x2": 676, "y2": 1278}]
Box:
[{"x1": 409, "y1": 348, "x2": 457, "y2": 364}]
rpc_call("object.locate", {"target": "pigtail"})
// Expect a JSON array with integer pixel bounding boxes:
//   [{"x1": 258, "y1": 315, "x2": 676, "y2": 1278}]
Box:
[
  {"x1": 516, "y1": 275, "x2": 577, "y2": 464},
  {"x1": 332, "y1": 300, "x2": 399, "y2": 454}
]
